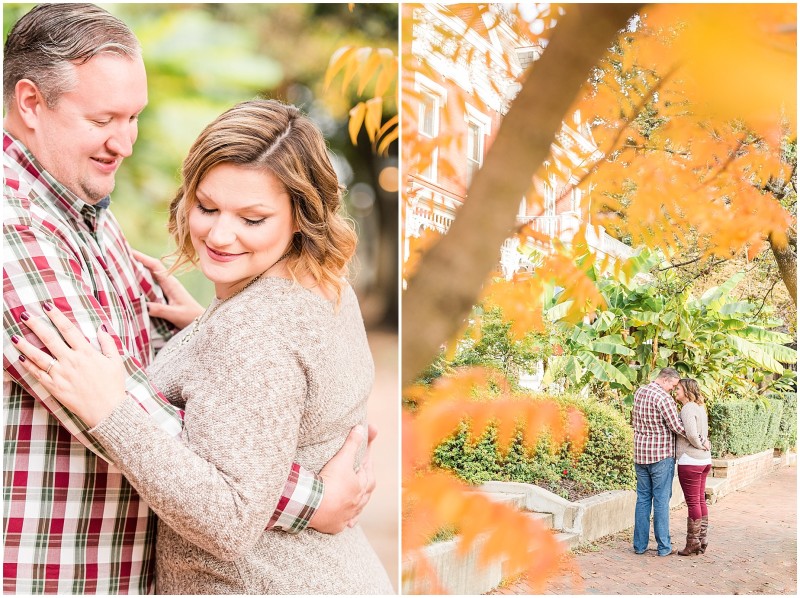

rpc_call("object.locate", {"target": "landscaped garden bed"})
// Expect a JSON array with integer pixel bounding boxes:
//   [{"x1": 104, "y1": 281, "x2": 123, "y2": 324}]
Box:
[{"x1": 432, "y1": 393, "x2": 635, "y2": 501}]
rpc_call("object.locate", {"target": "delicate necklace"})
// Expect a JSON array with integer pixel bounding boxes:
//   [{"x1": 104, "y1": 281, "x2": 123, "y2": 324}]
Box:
[{"x1": 179, "y1": 247, "x2": 293, "y2": 346}]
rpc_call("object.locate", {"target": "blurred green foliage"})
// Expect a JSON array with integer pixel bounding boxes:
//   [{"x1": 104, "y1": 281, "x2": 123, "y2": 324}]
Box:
[{"x1": 4, "y1": 3, "x2": 398, "y2": 311}]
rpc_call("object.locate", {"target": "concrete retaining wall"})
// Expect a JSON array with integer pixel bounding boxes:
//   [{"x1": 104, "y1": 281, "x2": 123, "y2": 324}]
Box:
[
  {"x1": 403, "y1": 534, "x2": 499, "y2": 595},
  {"x1": 478, "y1": 481, "x2": 579, "y2": 531}
]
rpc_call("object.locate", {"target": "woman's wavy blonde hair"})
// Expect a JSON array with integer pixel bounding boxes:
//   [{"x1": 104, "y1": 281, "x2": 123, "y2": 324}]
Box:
[
  {"x1": 168, "y1": 99, "x2": 357, "y2": 302},
  {"x1": 678, "y1": 378, "x2": 706, "y2": 406}
]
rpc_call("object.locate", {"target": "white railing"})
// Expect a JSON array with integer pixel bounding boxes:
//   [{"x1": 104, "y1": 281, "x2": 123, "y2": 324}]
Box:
[
  {"x1": 515, "y1": 213, "x2": 634, "y2": 262},
  {"x1": 406, "y1": 177, "x2": 463, "y2": 235},
  {"x1": 516, "y1": 213, "x2": 580, "y2": 243},
  {"x1": 586, "y1": 226, "x2": 635, "y2": 261},
  {"x1": 410, "y1": 204, "x2": 454, "y2": 233}
]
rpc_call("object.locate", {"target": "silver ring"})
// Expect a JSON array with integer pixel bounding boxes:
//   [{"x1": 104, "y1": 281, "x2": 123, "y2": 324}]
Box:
[{"x1": 45, "y1": 357, "x2": 56, "y2": 375}]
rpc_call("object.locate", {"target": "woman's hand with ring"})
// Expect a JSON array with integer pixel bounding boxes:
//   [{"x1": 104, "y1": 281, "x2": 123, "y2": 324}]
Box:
[{"x1": 11, "y1": 304, "x2": 128, "y2": 428}]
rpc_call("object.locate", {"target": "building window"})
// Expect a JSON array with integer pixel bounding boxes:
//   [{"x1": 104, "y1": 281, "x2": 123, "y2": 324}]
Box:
[
  {"x1": 466, "y1": 120, "x2": 484, "y2": 186},
  {"x1": 418, "y1": 88, "x2": 441, "y2": 181},
  {"x1": 414, "y1": 74, "x2": 447, "y2": 183},
  {"x1": 419, "y1": 91, "x2": 439, "y2": 138},
  {"x1": 464, "y1": 104, "x2": 491, "y2": 189},
  {"x1": 571, "y1": 187, "x2": 581, "y2": 213}
]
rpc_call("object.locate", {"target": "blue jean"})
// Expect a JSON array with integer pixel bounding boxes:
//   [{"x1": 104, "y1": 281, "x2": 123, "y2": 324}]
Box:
[{"x1": 633, "y1": 457, "x2": 675, "y2": 556}]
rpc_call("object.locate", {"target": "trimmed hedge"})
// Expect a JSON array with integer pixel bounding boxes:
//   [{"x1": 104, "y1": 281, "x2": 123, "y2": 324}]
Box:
[
  {"x1": 772, "y1": 392, "x2": 798, "y2": 452},
  {"x1": 708, "y1": 396, "x2": 785, "y2": 457},
  {"x1": 432, "y1": 394, "x2": 635, "y2": 500}
]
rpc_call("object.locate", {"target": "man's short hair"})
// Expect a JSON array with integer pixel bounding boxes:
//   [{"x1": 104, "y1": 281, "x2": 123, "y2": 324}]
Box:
[
  {"x1": 3, "y1": 3, "x2": 140, "y2": 110},
  {"x1": 656, "y1": 367, "x2": 680, "y2": 381}
]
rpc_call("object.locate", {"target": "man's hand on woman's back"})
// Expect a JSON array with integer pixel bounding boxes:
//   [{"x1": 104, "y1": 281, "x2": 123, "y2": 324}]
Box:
[{"x1": 309, "y1": 424, "x2": 377, "y2": 534}]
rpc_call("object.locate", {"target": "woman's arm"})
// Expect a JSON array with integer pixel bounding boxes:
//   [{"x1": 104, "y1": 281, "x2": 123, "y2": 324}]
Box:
[
  {"x1": 4, "y1": 223, "x2": 184, "y2": 460},
  {"x1": 680, "y1": 405, "x2": 707, "y2": 450},
  {"x1": 90, "y1": 330, "x2": 305, "y2": 561},
  {"x1": 13, "y1": 305, "x2": 312, "y2": 559}
]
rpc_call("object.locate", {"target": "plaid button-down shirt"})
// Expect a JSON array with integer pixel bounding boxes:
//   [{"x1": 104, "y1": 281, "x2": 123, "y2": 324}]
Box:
[
  {"x1": 3, "y1": 133, "x2": 322, "y2": 594},
  {"x1": 632, "y1": 381, "x2": 686, "y2": 464}
]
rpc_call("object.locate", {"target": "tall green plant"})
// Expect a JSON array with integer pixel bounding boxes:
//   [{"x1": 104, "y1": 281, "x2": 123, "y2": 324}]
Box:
[
  {"x1": 451, "y1": 306, "x2": 551, "y2": 385},
  {"x1": 545, "y1": 249, "x2": 797, "y2": 405}
]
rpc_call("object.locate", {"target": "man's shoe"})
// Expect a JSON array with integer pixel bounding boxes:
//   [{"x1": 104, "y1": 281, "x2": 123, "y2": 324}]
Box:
[{"x1": 658, "y1": 547, "x2": 678, "y2": 556}]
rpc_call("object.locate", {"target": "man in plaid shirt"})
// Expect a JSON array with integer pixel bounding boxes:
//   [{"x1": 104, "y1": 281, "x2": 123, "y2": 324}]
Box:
[
  {"x1": 3, "y1": 4, "x2": 375, "y2": 593},
  {"x1": 631, "y1": 367, "x2": 688, "y2": 557}
]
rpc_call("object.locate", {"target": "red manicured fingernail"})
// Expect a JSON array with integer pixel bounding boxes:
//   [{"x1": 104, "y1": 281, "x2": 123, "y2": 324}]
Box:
[
  {"x1": 43, "y1": 302, "x2": 53, "y2": 311},
  {"x1": 20, "y1": 312, "x2": 30, "y2": 321},
  {"x1": 11, "y1": 335, "x2": 20, "y2": 344},
  {"x1": 18, "y1": 355, "x2": 26, "y2": 362}
]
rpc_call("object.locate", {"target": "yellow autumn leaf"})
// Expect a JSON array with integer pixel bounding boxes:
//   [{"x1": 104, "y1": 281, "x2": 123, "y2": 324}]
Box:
[
  {"x1": 356, "y1": 49, "x2": 383, "y2": 96},
  {"x1": 324, "y1": 45, "x2": 357, "y2": 91},
  {"x1": 348, "y1": 102, "x2": 366, "y2": 146},
  {"x1": 364, "y1": 97, "x2": 383, "y2": 143},
  {"x1": 377, "y1": 120, "x2": 399, "y2": 155},
  {"x1": 375, "y1": 49, "x2": 397, "y2": 98}
]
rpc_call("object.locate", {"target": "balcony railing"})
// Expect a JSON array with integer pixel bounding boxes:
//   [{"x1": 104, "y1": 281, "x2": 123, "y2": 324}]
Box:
[{"x1": 516, "y1": 213, "x2": 634, "y2": 261}]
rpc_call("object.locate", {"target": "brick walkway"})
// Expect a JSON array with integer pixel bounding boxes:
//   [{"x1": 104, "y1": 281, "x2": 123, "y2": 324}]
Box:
[{"x1": 494, "y1": 465, "x2": 797, "y2": 595}]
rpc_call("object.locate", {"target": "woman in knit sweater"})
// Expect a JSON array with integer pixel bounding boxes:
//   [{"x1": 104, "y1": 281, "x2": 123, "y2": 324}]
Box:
[
  {"x1": 13, "y1": 100, "x2": 393, "y2": 594},
  {"x1": 675, "y1": 377, "x2": 712, "y2": 556}
]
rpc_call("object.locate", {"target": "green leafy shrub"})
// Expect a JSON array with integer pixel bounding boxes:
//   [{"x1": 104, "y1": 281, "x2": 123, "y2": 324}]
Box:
[
  {"x1": 708, "y1": 395, "x2": 785, "y2": 457},
  {"x1": 771, "y1": 392, "x2": 797, "y2": 452},
  {"x1": 432, "y1": 394, "x2": 635, "y2": 500},
  {"x1": 562, "y1": 395, "x2": 635, "y2": 491},
  {"x1": 432, "y1": 424, "x2": 503, "y2": 484}
]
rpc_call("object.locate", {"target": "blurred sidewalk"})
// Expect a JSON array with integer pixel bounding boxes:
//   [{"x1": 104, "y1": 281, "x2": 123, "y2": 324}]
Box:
[{"x1": 361, "y1": 328, "x2": 399, "y2": 592}]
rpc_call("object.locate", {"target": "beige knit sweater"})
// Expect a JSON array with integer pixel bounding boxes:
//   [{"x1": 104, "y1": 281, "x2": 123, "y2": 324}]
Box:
[
  {"x1": 676, "y1": 401, "x2": 711, "y2": 461},
  {"x1": 90, "y1": 276, "x2": 393, "y2": 594}
]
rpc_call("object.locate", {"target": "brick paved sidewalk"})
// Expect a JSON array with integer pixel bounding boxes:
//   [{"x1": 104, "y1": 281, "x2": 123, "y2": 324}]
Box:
[{"x1": 494, "y1": 465, "x2": 797, "y2": 595}]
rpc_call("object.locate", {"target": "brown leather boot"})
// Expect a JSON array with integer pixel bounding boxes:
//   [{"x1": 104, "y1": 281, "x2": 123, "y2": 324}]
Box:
[
  {"x1": 677, "y1": 517, "x2": 702, "y2": 556},
  {"x1": 699, "y1": 515, "x2": 708, "y2": 553}
]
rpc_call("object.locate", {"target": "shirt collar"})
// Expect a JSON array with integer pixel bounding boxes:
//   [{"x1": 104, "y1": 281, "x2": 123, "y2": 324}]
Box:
[{"x1": 3, "y1": 130, "x2": 112, "y2": 227}]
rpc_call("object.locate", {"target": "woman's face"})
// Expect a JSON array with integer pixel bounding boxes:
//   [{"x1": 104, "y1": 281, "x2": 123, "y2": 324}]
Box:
[
  {"x1": 189, "y1": 163, "x2": 297, "y2": 299},
  {"x1": 674, "y1": 383, "x2": 687, "y2": 404}
]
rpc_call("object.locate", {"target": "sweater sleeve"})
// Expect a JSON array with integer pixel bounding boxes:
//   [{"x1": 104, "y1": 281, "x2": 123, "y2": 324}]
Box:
[
  {"x1": 680, "y1": 404, "x2": 706, "y2": 450},
  {"x1": 89, "y1": 320, "x2": 305, "y2": 561}
]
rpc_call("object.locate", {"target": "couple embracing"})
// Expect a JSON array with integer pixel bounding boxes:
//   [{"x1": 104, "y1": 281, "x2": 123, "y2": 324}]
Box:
[
  {"x1": 3, "y1": 3, "x2": 392, "y2": 594},
  {"x1": 632, "y1": 367, "x2": 712, "y2": 558}
]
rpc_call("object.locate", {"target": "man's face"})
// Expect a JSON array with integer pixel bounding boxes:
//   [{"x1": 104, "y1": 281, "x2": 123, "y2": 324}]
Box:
[
  {"x1": 666, "y1": 377, "x2": 679, "y2": 393},
  {"x1": 29, "y1": 53, "x2": 147, "y2": 204},
  {"x1": 655, "y1": 376, "x2": 679, "y2": 394}
]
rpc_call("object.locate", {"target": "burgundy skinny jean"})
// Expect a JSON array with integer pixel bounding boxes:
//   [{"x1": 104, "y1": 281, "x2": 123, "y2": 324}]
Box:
[{"x1": 677, "y1": 464, "x2": 711, "y2": 519}]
